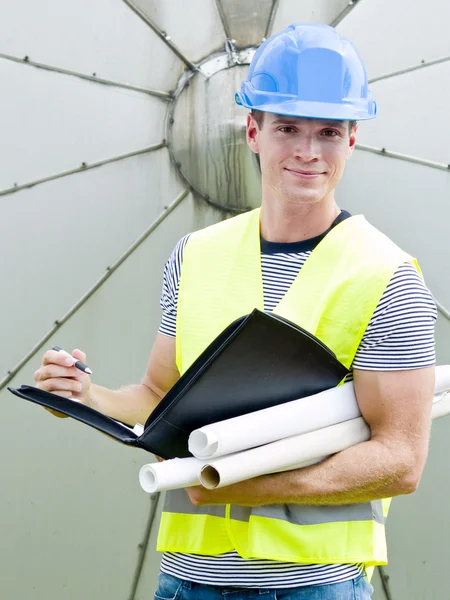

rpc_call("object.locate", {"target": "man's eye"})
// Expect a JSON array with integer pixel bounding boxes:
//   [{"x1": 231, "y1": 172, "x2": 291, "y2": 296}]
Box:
[
  {"x1": 322, "y1": 129, "x2": 338, "y2": 137},
  {"x1": 279, "y1": 127, "x2": 296, "y2": 133}
]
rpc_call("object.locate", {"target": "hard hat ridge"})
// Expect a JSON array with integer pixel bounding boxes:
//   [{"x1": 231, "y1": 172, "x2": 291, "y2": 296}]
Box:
[{"x1": 235, "y1": 23, "x2": 376, "y2": 121}]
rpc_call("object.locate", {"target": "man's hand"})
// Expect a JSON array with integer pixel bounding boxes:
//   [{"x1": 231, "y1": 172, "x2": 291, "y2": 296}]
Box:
[
  {"x1": 34, "y1": 348, "x2": 92, "y2": 417},
  {"x1": 29, "y1": 333, "x2": 179, "y2": 426},
  {"x1": 185, "y1": 477, "x2": 274, "y2": 507}
]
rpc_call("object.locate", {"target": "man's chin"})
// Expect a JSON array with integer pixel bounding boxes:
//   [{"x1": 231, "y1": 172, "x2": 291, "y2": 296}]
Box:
[{"x1": 285, "y1": 191, "x2": 322, "y2": 206}]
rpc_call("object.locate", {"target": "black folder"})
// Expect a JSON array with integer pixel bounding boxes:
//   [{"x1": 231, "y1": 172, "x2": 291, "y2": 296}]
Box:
[{"x1": 8, "y1": 309, "x2": 349, "y2": 459}]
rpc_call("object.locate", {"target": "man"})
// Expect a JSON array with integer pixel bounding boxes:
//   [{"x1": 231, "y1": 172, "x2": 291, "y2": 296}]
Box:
[{"x1": 34, "y1": 24, "x2": 436, "y2": 599}]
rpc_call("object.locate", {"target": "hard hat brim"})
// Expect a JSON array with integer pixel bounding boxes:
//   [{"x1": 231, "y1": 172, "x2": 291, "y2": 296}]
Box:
[{"x1": 236, "y1": 93, "x2": 376, "y2": 121}]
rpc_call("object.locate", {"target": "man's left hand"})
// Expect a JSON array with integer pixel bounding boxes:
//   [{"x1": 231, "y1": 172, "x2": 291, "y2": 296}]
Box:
[{"x1": 185, "y1": 476, "x2": 272, "y2": 507}]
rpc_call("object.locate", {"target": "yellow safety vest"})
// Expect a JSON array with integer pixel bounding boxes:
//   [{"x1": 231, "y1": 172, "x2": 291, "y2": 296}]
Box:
[{"x1": 157, "y1": 208, "x2": 419, "y2": 569}]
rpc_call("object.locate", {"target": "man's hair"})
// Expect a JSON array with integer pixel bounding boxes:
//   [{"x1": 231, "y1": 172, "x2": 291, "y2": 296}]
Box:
[{"x1": 251, "y1": 110, "x2": 357, "y2": 132}]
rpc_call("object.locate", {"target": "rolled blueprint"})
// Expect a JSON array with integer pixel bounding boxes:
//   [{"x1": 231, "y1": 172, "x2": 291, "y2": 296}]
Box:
[
  {"x1": 139, "y1": 457, "x2": 204, "y2": 493},
  {"x1": 200, "y1": 391, "x2": 450, "y2": 489},
  {"x1": 200, "y1": 417, "x2": 370, "y2": 489},
  {"x1": 189, "y1": 383, "x2": 360, "y2": 459},
  {"x1": 190, "y1": 365, "x2": 450, "y2": 459},
  {"x1": 139, "y1": 366, "x2": 450, "y2": 493}
]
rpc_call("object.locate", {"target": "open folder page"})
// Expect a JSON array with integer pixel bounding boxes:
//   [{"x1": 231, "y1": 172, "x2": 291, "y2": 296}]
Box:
[{"x1": 8, "y1": 309, "x2": 348, "y2": 459}]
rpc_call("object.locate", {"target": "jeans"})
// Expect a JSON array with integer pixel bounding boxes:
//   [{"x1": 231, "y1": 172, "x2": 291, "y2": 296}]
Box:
[{"x1": 154, "y1": 573, "x2": 374, "y2": 600}]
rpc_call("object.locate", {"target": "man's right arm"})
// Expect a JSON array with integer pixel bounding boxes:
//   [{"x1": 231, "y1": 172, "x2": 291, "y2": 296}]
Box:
[{"x1": 34, "y1": 333, "x2": 180, "y2": 427}]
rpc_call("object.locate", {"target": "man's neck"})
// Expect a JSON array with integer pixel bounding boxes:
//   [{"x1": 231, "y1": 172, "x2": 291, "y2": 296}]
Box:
[{"x1": 259, "y1": 196, "x2": 341, "y2": 243}]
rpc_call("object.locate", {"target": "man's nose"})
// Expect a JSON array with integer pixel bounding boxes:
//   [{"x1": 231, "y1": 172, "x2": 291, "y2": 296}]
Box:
[{"x1": 293, "y1": 135, "x2": 320, "y2": 161}]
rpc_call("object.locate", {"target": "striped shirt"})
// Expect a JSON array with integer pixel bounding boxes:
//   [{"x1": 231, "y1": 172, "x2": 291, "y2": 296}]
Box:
[{"x1": 157, "y1": 215, "x2": 437, "y2": 588}]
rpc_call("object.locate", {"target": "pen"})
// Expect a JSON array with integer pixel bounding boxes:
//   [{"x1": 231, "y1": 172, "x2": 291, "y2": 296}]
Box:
[{"x1": 52, "y1": 346, "x2": 93, "y2": 375}]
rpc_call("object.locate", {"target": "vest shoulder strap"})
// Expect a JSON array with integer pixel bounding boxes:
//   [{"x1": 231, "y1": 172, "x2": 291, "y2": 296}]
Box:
[
  {"x1": 275, "y1": 215, "x2": 417, "y2": 367},
  {"x1": 177, "y1": 210, "x2": 262, "y2": 372}
]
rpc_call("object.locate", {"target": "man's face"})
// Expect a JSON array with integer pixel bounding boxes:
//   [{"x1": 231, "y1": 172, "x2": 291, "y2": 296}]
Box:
[{"x1": 247, "y1": 113, "x2": 357, "y2": 207}]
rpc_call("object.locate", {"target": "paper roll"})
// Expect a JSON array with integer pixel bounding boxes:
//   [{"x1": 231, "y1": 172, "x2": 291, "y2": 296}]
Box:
[
  {"x1": 189, "y1": 382, "x2": 360, "y2": 459},
  {"x1": 200, "y1": 418, "x2": 370, "y2": 489},
  {"x1": 139, "y1": 369, "x2": 450, "y2": 494},
  {"x1": 435, "y1": 365, "x2": 450, "y2": 393},
  {"x1": 190, "y1": 365, "x2": 450, "y2": 460},
  {"x1": 139, "y1": 457, "x2": 204, "y2": 493},
  {"x1": 200, "y1": 392, "x2": 450, "y2": 489}
]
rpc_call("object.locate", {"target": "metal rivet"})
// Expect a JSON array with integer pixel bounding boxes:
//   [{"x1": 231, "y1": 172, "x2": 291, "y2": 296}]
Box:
[
  {"x1": 381, "y1": 148, "x2": 386, "y2": 153},
  {"x1": 92, "y1": 72, "x2": 97, "y2": 76},
  {"x1": 169, "y1": 118, "x2": 174, "y2": 125},
  {"x1": 81, "y1": 162, "x2": 87, "y2": 168},
  {"x1": 23, "y1": 56, "x2": 29, "y2": 62}
]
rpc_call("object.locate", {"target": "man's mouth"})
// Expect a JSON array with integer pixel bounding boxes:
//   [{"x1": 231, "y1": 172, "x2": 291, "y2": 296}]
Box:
[{"x1": 285, "y1": 168, "x2": 324, "y2": 178}]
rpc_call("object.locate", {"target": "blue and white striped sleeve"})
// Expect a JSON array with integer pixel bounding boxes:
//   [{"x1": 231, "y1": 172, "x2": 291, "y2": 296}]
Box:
[
  {"x1": 352, "y1": 262, "x2": 437, "y2": 370},
  {"x1": 158, "y1": 234, "x2": 191, "y2": 337}
]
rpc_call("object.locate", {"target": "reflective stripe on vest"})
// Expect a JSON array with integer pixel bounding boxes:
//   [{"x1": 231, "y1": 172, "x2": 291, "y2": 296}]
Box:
[{"x1": 158, "y1": 208, "x2": 418, "y2": 567}]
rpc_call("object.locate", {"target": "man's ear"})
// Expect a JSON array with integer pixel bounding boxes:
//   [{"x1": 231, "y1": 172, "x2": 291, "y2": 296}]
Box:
[
  {"x1": 348, "y1": 123, "x2": 358, "y2": 157},
  {"x1": 246, "y1": 113, "x2": 260, "y2": 154}
]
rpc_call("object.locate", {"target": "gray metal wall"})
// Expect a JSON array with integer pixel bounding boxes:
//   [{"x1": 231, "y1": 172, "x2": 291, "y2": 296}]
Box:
[
  {"x1": 337, "y1": 1, "x2": 450, "y2": 597},
  {"x1": 0, "y1": 1, "x2": 222, "y2": 597},
  {"x1": 1, "y1": 0, "x2": 449, "y2": 598}
]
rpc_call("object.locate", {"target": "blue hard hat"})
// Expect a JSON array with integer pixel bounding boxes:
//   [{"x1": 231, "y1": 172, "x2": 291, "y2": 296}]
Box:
[{"x1": 235, "y1": 23, "x2": 376, "y2": 121}]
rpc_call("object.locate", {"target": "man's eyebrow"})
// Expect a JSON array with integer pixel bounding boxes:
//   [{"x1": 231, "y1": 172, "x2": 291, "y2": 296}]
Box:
[
  {"x1": 271, "y1": 117, "x2": 301, "y2": 125},
  {"x1": 321, "y1": 120, "x2": 347, "y2": 129},
  {"x1": 270, "y1": 117, "x2": 347, "y2": 129}
]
